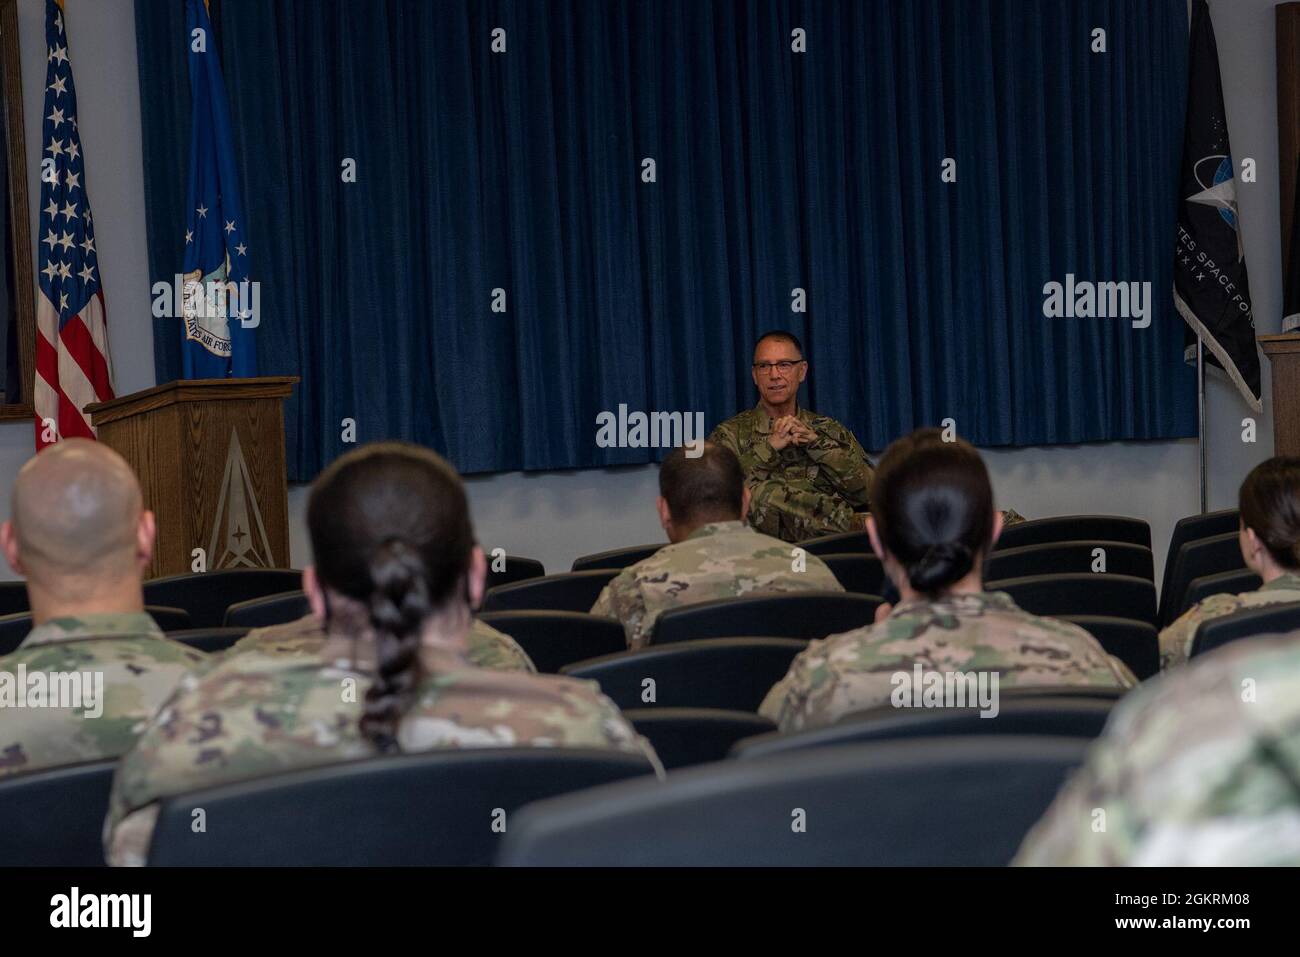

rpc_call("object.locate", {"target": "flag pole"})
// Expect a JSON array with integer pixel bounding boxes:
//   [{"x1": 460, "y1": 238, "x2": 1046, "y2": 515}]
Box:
[{"x1": 1197, "y1": 337, "x2": 1207, "y2": 514}]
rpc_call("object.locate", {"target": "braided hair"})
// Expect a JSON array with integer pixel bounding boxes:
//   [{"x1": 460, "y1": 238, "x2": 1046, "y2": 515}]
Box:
[{"x1": 307, "y1": 442, "x2": 475, "y2": 753}]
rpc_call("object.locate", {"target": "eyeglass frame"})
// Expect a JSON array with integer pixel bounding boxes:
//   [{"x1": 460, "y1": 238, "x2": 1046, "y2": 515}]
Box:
[{"x1": 751, "y1": 359, "x2": 806, "y2": 374}]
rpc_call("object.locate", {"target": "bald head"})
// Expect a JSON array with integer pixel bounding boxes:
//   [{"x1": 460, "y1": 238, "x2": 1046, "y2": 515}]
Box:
[{"x1": 9, "y1": 439, "x2": 144, "y2": 584}]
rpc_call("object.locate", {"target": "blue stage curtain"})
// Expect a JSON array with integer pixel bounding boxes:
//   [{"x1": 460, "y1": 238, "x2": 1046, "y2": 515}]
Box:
[{"x1": 135, "y1": 0, "x2": 1193, "y2": 481}]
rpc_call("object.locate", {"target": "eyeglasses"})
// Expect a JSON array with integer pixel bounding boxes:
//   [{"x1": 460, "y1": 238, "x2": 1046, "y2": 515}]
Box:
[{"x1": 752, "y1": 360, "x2": 804, "y2": 374}]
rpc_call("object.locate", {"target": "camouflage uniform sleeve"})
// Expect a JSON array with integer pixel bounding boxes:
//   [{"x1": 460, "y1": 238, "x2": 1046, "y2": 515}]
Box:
[
  {"x1": 1012, "y1": 738, "x2": 1135, "y2": 865},
  {"x1": 105, "y1": 804, "x2": 160, "y2": 867},
  {"x1": 758, "y1": 640, "x2": 829, "y2": 732},
  {"x1": 708, "y1": 420, "x2": 744, "y2": 466},
  {"x1": 1000, "y1": 508, "x2": 1028, "y2": 526},
  {"x1": 1014, "y1": 654, "x2": 1250, "y2": 866},
  {"x1": 746, "y1": 480, "x2": 860, "y2": 542},
  {"x1": 590, "y1": 572, "x2": 650, "y2": 650},
  {"x1": 589, "y1": 689, "x2": 666, "y2": 779},
  {"x1": 804, "y1": 423, "x2": 874, "y2": 510},
  {"x1": 1158, "y1": 596, "x2": 1238, "y2": 670},
  {"x1": 467, "y1": 621, "x2": 537, "y2": 673}
]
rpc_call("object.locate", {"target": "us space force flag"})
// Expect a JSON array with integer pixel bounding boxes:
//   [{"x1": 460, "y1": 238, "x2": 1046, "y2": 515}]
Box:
[
  {"x1": 1173, "y1": 0, "x2": 1261, "y2": 411},
  {"x1": 180, "y1": 0, "x2": 257, "y2": 378}
]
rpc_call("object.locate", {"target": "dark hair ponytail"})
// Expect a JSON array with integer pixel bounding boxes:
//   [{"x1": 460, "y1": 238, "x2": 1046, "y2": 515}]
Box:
[
  {"x1": 869, "y1": 428, "x2": 993, "y2": 597},
  {"x1": 907, "y1": 540, "x2": 976, "y2": 594},
  {"x1": 307, "y1": 442, "x2": 476, "y2": 754},
  {"x1": 1239, "y1": 457, "x2": 1300, "y2": 570}
]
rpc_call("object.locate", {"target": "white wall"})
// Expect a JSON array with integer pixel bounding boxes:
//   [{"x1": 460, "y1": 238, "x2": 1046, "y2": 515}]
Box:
[
  {"x1": 0, "y1": 0, "x2": 1281, "y2": 589},
  {"x1": 0, "y1": 0, "x2": 154, "y2": 581}
]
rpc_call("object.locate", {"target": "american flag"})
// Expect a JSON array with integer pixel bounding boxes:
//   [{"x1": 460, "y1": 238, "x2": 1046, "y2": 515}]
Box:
[{"x1": 34, "y1": 0, "x2": 113, "y2": 449}]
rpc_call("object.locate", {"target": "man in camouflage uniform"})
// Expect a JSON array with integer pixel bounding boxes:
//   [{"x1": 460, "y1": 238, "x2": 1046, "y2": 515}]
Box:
[
  {"x1": 1159, "y1": 572, "x2": 1300, "y2": 669},
  {"x1": 1016, "y1": 636, "x2": 1300, "y2": 865},
  {"x1": 759, "y1": 592, "x2": 1135, "y2": 732},
  {"x1": 105, "y1": 626, "x2": 663, "y2": 865},
  {"x1": 0, "y1": 440, "x2": 206, "y2": 778},
  {"x1": 230, "y1": 612, "x2": 538, "y2": 672},
  {"x1": 709, "y1": 331, "x2": 875, "y2": 542},
  {"x1": 591, "y1": 442, "x2": 843, "y2": 649}
]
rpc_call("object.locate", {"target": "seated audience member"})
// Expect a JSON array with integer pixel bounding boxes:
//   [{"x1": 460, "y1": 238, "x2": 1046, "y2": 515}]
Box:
[
  {"x1": 591, "y1": 442, "x2": 843, "y2": 649},
  {"x1": 1015, "y1": 636, "x2": 1300, "y2": 865},
  {"x1": 760, "y1": 429, "x2": 1134, "y2": 733},
  {"x1": 104, "y1": 442, "x2": 661, "y2": 865},
  {"x1": 0, "y1": 440, "x2": 206, "y2": 777},
  {"x1": 1159, "y1": 457, "x2": 1300, "y2": 669},
  {"x1": 231, "y1": 606, "x2": 536, "y2": 673},
  {"x1": 709, "y1": 330, "x2": 875, "y2": 542}
]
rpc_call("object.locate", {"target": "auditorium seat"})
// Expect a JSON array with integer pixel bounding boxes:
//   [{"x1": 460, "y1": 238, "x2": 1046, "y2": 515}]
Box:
[
  {"x1": 0, "y1": 605, "x2": 192, "y2": 656},
  {"x1": 143, "y1": 568, "x2": 303, "y2": 628},
  {"x1": 730, "y1": 695, "x2": 1117, "y2": 761},
  {"x1": 0, "y1": 581, "x2": 28, "y2": 617},
  {"x1": 820, "y1": 553, "x2": 886, "y2": 595},
  {"x1": 1179, "y1": 568, "x2": 1262, "y2": 617},
  {"x1": 1158, "y1": 532, "x2": 1247, "y2": 627},
  {"x1": 1161, "y1": 508, "x2": 1240, "y2": 611},
  {"x1": 146, "y1": 748, "x2": 655, "y2": 866},
  {"x1": 223, "y1": 590, "x2": 310, "y2": 629},
  {"x1": 651, "y1": 592, "x2": 882, "y2": 645},
  {"x1": 481, "y1": 571, "x2": 618, "y2": 613},
  {"x1": 165, "y1": 627, "x2": 251, "y2": 654},
  {"x1": 477, "y1": 611, "x2": 626, "y2": 673},
  {"x1": 497, "y1": 736, "x2": 1089, "y2": 866},
  {"x1": 986, "y1": 573, "x2": 1156, "y2": 625},
  {"x1": 485, "y1": 555, "x2": 546, "y2": 591},
  {"x1": 571, "y1": 544, "x2": 662, "y2": 572},
  {"x1": 560, "y1": 637, "x2": 808, "y2": 711},
  {"x1": 797, "y1": 530, "x2": 872, "y2": 555},
  {"x1": 0, "y1": 759, "x2": 116, "y2": 866},
  {"x1": 1191, "y1": 601, "x2": 1300, "y2": 659},
  {"x1": 985, "y1": 541, "x2": 1154, "y2": 583},
  {"x1": 1056, "y1": 615, "x2": 1160, "y2": 681},
  {"x1": 993, "y1": 515, "x2": 1151, "y2": 552},
  {"x1": 624, "y1": 708, "x2": 775, "y2": 769}
]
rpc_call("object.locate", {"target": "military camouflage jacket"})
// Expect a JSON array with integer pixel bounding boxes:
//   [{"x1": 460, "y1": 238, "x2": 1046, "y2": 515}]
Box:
[
  {"x1": 104, "y1": 639, "x2": 661, "y2": 865},
  {"x1": 759, "y1": 591, "x2": 1135, "y2": 732},
  {"x1": 709, "y1": 403, "x2": 874, "y2": 542},
  {"x1": 230, "y1": 613, "x2": 537, "y2": 673},
  {"x1": 0, "y1": 613, "x2": 206, "y2": 778},
  {"x1": 590, "y1": 520, "x2": 844, "y2": 650},
  {"x1": 1016, "y1": 637, "x2": 1300, "y2": 865},
  {"x1": 1158, "y1": 572, "x2": 1300, "y2": 670}
]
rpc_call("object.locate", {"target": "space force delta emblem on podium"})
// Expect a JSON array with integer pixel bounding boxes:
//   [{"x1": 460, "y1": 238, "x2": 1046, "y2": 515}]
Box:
[{"x1": 207, "y1": 427, "x2": 276, "y2": 569}]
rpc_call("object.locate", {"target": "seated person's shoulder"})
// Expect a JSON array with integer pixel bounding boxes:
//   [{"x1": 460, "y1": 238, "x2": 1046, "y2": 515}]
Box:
[
  {"x1": 6, "y1": 629, "x2": 207, "y2": 670},
  {"x1": 1110, "y1": 638, "x2": 1300, "y2": 749},
  {"x1": 165, "y1": 645, "x2": 350, "y2": 709},
  {"x1": 231, "y1": 614, "x2": 325, "y2": 655},
  {"x1": 467, "y1": 618, "x2": 535, "y2": 672},
  {"x1": 403, "y1": 668, "x2": 636, "y2": 748}
]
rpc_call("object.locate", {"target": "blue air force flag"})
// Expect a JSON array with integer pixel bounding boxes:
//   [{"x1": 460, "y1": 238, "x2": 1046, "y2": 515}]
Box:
[{"x1": 181, "y1": 0, "x2": 257, "y2": 378}]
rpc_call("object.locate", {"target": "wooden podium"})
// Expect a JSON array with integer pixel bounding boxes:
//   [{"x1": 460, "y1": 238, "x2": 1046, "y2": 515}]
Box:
[
  {"x1": 1261, "y1": 335, "x2": 1300, "y2": 457},
  {"x1": 85, "y1": 376, "x2": 299, "y2": 579}
]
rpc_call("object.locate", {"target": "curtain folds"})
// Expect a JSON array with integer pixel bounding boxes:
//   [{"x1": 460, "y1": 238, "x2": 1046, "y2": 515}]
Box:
[{"x1": 135, "y1": 0, "x2": 1193, "y2": 482}]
